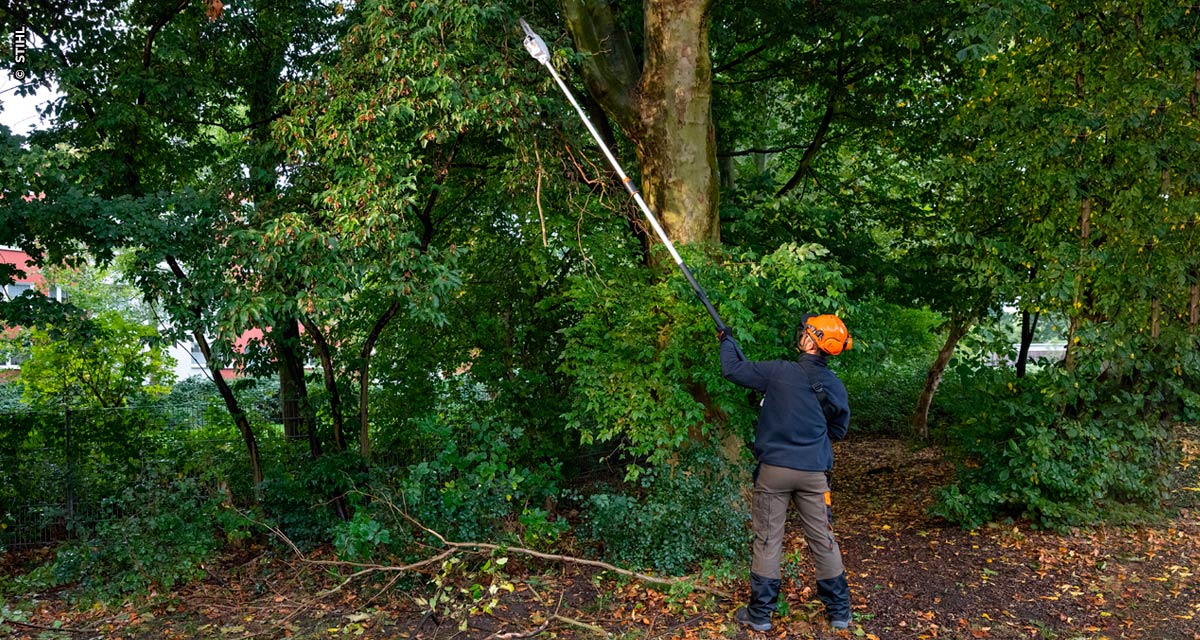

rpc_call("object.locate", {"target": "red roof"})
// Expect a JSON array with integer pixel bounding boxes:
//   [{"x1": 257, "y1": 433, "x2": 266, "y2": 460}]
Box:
[{"x1": 0, "y1": 247, "x2": 45, "y2": 287}]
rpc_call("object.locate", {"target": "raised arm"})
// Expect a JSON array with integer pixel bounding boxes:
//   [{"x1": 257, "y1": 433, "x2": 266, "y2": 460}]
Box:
[{"x1": 720, "y1": 335, "x2": 771, "y2": 392}]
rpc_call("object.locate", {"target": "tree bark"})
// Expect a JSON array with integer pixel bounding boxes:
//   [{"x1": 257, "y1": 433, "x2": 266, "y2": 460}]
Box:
[
  {"x1": 1065, "y1": 194, "x2": 1091, "y2": 371},
  {"x1": 358, "y1": 300, "x2": 400, "y2": 460},
  {"x1": 302, "y1": 318, "x2": 347, "y2": 452},
  {"x1": 913, "y1": 317, "x2": 971, "y2": 439},
  {"x1": 637, "y1": 0, "x2": 719, "y2": 245},
  {"x1": 278, "y1": 318, "x2": 321, "y2": 458},
  {"x1": 1015, "y1": 309, "x2": 1039, "y2": 378},
  {"x1": 562, "y1": 0, "x2": 720, "y2": 245}
]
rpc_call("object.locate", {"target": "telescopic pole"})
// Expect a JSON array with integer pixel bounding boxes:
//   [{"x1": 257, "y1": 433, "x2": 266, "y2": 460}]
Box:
[{"x1": 519, "y1": 19, "x2": 727, "y2": 332}]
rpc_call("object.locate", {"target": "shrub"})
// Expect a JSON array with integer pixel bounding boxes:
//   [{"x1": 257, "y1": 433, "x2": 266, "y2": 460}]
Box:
[
  {"x1": 10, "y1": 468, "x2": 226, "y2": 602},
  {"x1": 932, "y1": 367, "x2": 1178, "y2": 530},
  {"x1": 257, "y1": 451, "x2": 366, "y2": 552},
  {"x1": 837, "y1": 302, "x2": 957, "y2": 436},
  {"x1": 581, "y1": 446, "x2": 748, "y2": 575},
  {"x1": 385, "y1": 414, "x2": 563, "y2": 543},
  {"x1": 333, "y1": 509, "x2": 395, "y2": 562}
]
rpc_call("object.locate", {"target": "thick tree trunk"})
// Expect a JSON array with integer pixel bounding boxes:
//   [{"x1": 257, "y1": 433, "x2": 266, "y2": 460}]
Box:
[
  {"x1": 278, "y1": 318, "x2": 322, "y2": 458},
  {"x1": 562, "y1": 0, "x2": 719, "y2": 245},
  {"x1": 637, "y1": 0, "x2": 719, "y2": 245},
  {"x1": 913, "y1": 318, "x2": 971, "y2": 439}
]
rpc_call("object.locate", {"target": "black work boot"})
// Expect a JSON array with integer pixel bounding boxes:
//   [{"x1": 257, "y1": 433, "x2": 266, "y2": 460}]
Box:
[
  {"x1": 817, "y1": 572, "x2": 852, "y2": 630},
  {"x1": 735, "y1": 572, "x2": 779, "y2": 632}
]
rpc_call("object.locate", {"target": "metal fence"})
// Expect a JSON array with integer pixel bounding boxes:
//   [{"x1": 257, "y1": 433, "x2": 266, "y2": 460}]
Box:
[{"x1": 0, "y1": 404, "x2": 243, "y2": 549}]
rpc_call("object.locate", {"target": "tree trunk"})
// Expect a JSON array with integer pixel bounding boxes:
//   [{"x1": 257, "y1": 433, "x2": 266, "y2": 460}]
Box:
[
  {"x1": 1065, "y1": 70, "x2": 1090, "y2": 372},
  {"x1": 637, "y1": 0, "x2": 719, "y2": 245},
  {"x1": 562, "y1": 0, "x2": 719, "y2": 245},
  {"x1": 193, "y1": 328, "x2": 263, "y2": 489},
  {"x1": 302, "y1": 318, "x2": 347, "y2": 452},
  {"x1": 358, "y1": 300, "x2": 400, "y2": 460},
  {"x1": 1190, "y1": 278, "x2": 1199, "y2": 334},
  {"x1": 1065, "y1": 194, "x2": 1091, "y2": 371},
  {"x1": 276, "y1": 319, "x2": 307, "y2": 440},
  {"x1": 1015, "y1": 309, "x2": 1039, "y2": 378},
  {"x1": 278, "y1": 318, "x2": 321, "y2": 457},
  {"x1": 913, "y1": 317, "x2": 971, "y2": 439}
]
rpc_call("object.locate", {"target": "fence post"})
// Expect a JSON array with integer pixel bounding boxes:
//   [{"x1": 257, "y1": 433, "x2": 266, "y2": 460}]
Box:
[{"x1": 64, "y1": 407, "x2": 74, "y2": 524}]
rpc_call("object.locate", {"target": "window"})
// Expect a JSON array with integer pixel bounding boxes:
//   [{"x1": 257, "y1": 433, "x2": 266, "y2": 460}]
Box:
[
  {"x1": 189, "y1": 340, "x2": 207, "y2": 368},
  {"x1": 2, "y1": 283, "x2": 32, "y2": 301}
]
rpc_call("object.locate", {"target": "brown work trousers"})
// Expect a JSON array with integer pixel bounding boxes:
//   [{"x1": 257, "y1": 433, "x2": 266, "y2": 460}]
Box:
[{"x1": 750, "y1": 463, "x2": 845, "y2": 581}]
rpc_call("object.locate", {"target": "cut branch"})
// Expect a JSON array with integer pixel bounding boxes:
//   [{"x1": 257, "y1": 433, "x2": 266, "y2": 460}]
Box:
[{"x1": 248, "y1": 505, "x2": 732, "y2": 601}]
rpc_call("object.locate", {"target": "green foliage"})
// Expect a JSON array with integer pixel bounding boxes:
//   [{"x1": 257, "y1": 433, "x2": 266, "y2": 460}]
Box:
[
  {"x1": 333, "y1": 509, "x2": 395, "y2": 563},
  {"x1": 418, "y1": 554, "x2": 515, "y2": 632},
  {"x1": 838, "y1": 301, "x2": 945, "y2": 435},
  {"x1": 517, "y1": 507, "x2": 569, "y2": 552},
  {"x1": 387, "y1": 415, "x2": 562, "y2": 543},
  {"x1": 581, "y1": 447, "x2": 748, "y2": 575},
  {"x1": 564, "y1": 242, "x2": 852, "y2": 469},
  {"x1": 257, "y1": 452, "x2": 364, "y2": 552},
  {"x1": 0, "y1": 382, "x2": 24, "y2": 412},
  {"x1": 8, "y1": 470, "x2": 224, "y2": 602},
  {"x1": 933, "y1": 365, "x2": 1181, "y2": 531},
  {"x1": 19, "y1": 311, "x2": 175, "y2": 409}
]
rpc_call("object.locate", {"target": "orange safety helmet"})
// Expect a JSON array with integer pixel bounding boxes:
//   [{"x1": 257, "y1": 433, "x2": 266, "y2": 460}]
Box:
[{"x1": 802, "y1": 314, "x2": 853, "y2": 356}]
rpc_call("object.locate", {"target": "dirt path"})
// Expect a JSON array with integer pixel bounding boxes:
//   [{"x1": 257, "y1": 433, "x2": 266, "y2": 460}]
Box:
[{"x1": 2, "y1": 436, "x2": 1197, "y2": 639}]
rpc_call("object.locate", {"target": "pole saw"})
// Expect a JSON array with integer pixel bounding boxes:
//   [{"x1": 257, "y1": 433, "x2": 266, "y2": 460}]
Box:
[{"x1": 518, "y1": 18, "x2": 728, "y2": 333}]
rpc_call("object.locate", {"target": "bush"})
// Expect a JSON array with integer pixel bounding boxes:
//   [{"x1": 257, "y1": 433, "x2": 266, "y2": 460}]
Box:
[
  {"x1": 258, "y1": 450, "x2": 365, "y2": 552},
  {"x1": 386, "y1": 414, "x2": 563, "y2": 543},
  {"x1": 8, "y1": 469, "x2": 228, "y2": 602},
  {"x1": 839, "y1": 363, "x2": 926, "y2": 436},
  {"x1": 932, "y1": 367, "x2": 1178, "y2": 530},
  {"x1": 581, "y1": 446, "x2": 748, "y2": 575}
]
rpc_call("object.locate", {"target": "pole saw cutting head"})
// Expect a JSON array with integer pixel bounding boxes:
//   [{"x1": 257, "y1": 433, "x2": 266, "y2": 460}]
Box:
[{"x1": 519, "y1": 18, "x2": 551, "y2": 66}]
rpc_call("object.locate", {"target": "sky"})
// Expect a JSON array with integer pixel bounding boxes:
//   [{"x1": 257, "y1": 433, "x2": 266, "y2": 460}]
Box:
[{"x1": 0, "y1": 80, "x2": 57, "y2": 135}]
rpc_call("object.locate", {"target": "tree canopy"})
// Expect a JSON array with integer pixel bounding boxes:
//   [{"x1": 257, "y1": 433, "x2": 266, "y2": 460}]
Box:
[{"x1": 1, "y1": 0, "x2": 1196, "y2": 531}]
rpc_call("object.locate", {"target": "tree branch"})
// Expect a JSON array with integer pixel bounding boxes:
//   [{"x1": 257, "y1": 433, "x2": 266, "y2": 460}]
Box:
[
  {"x1": 138, "y1": 0, "x2": 190, "y2": 107},
  {"x1": 249, "y1": 495, "x2": 732, "y2": 601},
  {"x1": 775, "y1": 87, "x2": 839, "y2": 198}
]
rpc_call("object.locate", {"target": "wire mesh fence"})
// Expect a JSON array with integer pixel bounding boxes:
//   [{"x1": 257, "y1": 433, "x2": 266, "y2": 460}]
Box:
[{"x1": 0, "y1": 403, "x2": 244, "y2": 549}]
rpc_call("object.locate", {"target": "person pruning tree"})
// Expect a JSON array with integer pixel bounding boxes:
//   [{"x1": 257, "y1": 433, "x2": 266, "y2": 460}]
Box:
[
  {"x1": 518, "y1": 24, "x2": 851, "y2": 629},
  {"x1": 718, "y1": 314, "x2": 854, "y2": 632}
]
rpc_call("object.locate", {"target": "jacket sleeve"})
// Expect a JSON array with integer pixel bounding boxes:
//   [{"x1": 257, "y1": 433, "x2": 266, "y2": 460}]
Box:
[
  {"x1": 826, "y1": 381, "x2": 850, "y2": 441},
  {"x1": 720, "y1": 337, "x2": 771, "y2": 392},
  {"x1": 828, "y1": 404, "x2": 850, "y2": 441}
]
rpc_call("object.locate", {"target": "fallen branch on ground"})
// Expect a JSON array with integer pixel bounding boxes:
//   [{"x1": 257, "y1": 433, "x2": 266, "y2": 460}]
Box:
[{"x1": 240, "y1": 503, "x2": 732, "y2": 601}]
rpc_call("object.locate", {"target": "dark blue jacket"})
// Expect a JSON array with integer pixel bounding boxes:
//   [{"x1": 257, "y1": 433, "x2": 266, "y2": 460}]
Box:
[{"x1": 720, "y1": 337, "x2": 850, "y2": 472}]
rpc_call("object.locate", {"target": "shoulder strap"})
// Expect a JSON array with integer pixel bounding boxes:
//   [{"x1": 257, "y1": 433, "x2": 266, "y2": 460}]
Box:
[{"x1": 798, "y1": 359, "x2": 837, "y2": 425}]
